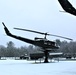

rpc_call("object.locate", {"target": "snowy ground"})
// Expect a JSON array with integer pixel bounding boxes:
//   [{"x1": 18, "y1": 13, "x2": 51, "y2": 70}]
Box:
[{"x1": 0, "y1": 59, "x2": 76, "y2": 75}]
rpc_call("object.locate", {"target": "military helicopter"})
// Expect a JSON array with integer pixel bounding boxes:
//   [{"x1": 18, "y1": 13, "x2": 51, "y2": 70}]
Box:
[
  {"x1": 58, "y1": 0, "x2": 76, "y2": 16},
  {"x1": 2, "y1": 22, "x2": 72, "y2": 63}
]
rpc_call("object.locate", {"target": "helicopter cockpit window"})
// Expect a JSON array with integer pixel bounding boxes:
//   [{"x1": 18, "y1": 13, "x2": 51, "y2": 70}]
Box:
[
  {"x1": 44, "y1": 42, "x2": 47, "y2": 45},
  {"x1": 44, "y1": 40, "x2": 55, "y2": 45}
]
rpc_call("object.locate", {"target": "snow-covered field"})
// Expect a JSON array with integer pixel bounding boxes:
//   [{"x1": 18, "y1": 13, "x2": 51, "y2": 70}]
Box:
[{"x1": 0, "y1": 60, "x2": 76, "y2": 75}]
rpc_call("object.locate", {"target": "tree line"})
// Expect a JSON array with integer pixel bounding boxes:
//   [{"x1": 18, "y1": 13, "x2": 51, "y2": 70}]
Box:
[
  {"x1": 0, "y1": 40, "x2": 76, "y2": 57},
  {"x1": 0, "y1": 41, "x2": 41, "y2": 57}
]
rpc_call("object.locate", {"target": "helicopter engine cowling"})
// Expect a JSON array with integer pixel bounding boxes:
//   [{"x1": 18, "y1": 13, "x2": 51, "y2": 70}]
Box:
[{"x1": 34, "y1": 37, "x2": 44, "y2": 40}]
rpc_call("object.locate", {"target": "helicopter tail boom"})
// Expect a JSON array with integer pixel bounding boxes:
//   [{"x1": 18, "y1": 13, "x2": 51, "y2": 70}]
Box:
[{"x1": 2, "y1": 22, "x2": 35, "y2": 45}]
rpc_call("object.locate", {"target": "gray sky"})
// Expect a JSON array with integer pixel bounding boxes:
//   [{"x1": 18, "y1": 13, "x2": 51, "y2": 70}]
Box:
[{"x1": 0, "y1": 0, "x2": 76, "y2": 47}]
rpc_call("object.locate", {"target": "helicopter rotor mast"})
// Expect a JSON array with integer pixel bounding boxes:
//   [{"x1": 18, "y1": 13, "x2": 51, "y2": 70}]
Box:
[{"x1": 14, "y1": 27, "x2": 73, "y2": 41}]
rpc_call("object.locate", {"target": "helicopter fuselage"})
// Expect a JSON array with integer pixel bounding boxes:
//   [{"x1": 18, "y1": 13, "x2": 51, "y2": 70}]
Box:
[{"x1": 34, "y1": 39, "x2": 58, "y2": 49}]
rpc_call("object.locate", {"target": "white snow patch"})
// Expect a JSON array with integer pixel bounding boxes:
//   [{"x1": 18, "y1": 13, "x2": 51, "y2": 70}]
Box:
[{"x1": 0, "y1": 60, "x2": 76, "y2": 75}]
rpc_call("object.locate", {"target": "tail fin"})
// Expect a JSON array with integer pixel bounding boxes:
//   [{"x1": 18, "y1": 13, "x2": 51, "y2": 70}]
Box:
[
  {"x1": 2, "y1": 22, "x2": 6, "y2": 27},
  {"x1": 2, "y1": 22, "x2": 11, "y2": 36}
]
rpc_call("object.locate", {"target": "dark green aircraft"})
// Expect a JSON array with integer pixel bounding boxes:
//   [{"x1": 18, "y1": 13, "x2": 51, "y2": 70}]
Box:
[{"x1": 2, "y1": 22, "x2": 72, "y2": 63}]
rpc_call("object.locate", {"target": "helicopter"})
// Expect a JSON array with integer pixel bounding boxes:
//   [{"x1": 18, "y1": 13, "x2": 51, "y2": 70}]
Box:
[
  {"x1": 58, "y1": 0, "x2": 76, "y2": 16},
  {"x1": 2, "y1": 22, "x2": 72, "y2": 63}
]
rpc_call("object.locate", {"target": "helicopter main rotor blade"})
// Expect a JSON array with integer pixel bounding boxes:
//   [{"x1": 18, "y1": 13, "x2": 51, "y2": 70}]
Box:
[
  {"x1": 14, "y1": 27, "x2": 49, "y2": 35},
  {"x1": 49, "y1": 34, "x2": 72, "y2": 40},
  {"x1": 14, "y1": 27, "x2": 72, "y2": 40}
]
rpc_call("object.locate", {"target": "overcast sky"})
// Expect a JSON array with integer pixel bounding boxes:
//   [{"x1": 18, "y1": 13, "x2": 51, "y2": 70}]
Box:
[{"x1": 0, "y1": 0, "x2": 76, "y2": 47}]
